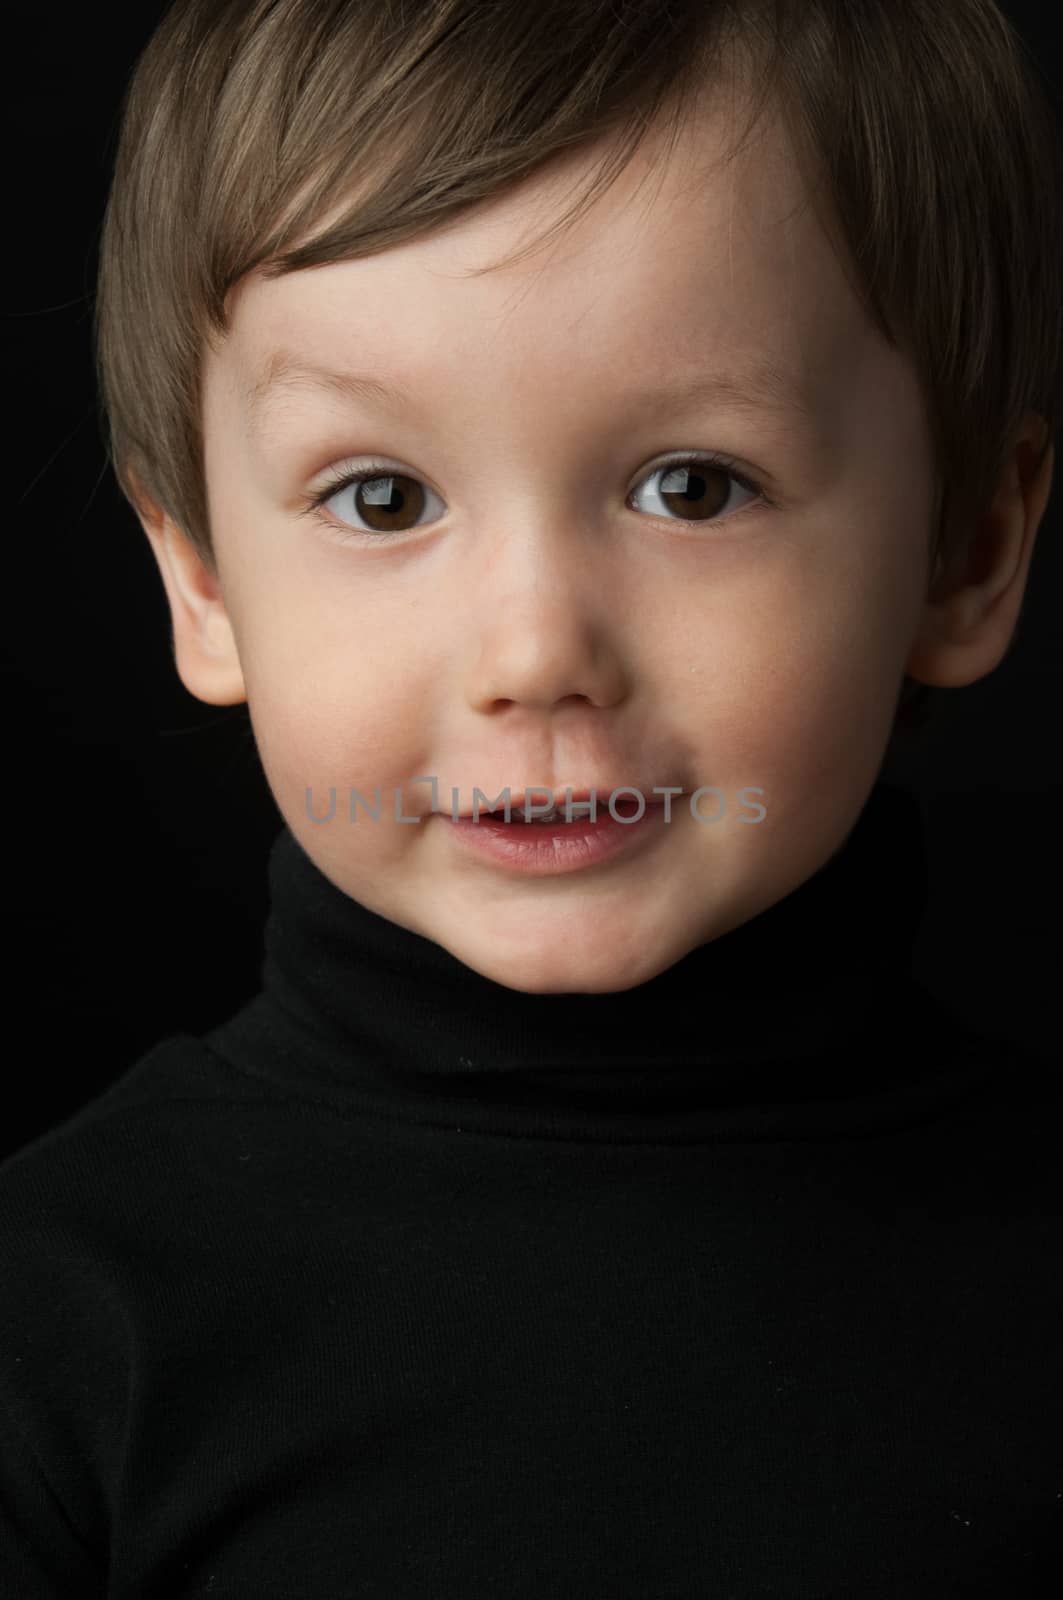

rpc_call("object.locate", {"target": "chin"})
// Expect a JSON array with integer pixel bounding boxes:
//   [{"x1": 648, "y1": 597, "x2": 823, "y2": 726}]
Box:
[{"x1": 461, "y1": 940, "x2": 667, "y2": 997}]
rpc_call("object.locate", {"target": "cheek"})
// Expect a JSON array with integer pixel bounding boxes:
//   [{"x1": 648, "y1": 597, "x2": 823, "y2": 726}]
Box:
[
  {"x1": 241, "y1": 623, "x2": 445, "y2": 842},
  {"x1": 230, "y1": 552, "x2": 425, "y2": 752},
  {"x1": 248, "y1": 676, "x2": 425, "y2": 795},
  {"x1": 689, "y1": 536, "x2": 922, "y2": 780}
]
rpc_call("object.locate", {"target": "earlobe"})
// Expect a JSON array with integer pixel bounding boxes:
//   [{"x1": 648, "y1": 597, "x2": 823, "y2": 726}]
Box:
[
  {"x1": 903, "y1": 421, "x2": 1054, "y2": 692},
  {"x1": 137, "y1": 499, "x2": 248, "y2": 708}
]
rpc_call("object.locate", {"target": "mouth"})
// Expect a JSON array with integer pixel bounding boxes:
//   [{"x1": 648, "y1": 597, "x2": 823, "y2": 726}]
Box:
[
  {"x1": 444, "y1": 790, "x2": 675, "y2": 875},
  {"x1": 453, "y1": 789, "x2": 670, "y2": 821}
]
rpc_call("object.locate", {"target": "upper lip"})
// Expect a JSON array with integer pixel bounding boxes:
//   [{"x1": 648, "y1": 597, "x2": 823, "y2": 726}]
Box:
[{"x1": 453, "y1": 786, "x2": 679, "y2": 817}]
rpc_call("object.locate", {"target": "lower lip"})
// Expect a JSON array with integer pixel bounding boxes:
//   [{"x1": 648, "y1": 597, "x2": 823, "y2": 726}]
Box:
[{"x1": 445, "y1": 801, "x2": 671, "y2": 876}]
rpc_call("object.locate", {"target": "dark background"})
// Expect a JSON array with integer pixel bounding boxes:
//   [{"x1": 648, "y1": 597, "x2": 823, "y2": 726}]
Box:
[{"x1": 2, "y1": 2, "x2": 1059, "y2": 1164}]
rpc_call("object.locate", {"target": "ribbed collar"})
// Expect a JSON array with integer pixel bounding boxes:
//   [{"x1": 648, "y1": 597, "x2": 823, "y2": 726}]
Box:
[{"x1": 203, "y1": 783, "x2": 997, "y2": 1142}]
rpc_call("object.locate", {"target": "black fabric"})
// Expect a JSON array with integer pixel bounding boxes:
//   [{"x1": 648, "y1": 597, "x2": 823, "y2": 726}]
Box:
[
  {"x1": 0, "y1": 781, "x2": 1060, "y2": 1597},
  {"x1": 208, "y1": 782, "x2": 991, "y2": 1140}
]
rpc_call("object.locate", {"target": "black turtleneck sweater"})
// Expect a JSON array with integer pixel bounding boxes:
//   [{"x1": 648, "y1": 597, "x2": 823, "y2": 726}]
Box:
[{"x1": 1, "y1": 782, "x2": 1060, "y2": 1598}]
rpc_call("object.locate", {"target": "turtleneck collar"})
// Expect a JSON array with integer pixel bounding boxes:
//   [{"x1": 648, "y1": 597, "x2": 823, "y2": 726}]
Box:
[{"x1": 203, "y1": 782, "x2": 997, "y2": 1142}]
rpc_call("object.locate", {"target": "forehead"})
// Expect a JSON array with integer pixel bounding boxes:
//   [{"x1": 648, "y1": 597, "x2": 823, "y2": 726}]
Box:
[{"x1": 216, "y1": 92, "x2": 875, "y2": 435}]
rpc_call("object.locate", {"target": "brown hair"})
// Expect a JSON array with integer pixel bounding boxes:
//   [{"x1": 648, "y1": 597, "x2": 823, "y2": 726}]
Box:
[{"x1": 94, "y1": 0, "x2": 1062, "y2": 737}]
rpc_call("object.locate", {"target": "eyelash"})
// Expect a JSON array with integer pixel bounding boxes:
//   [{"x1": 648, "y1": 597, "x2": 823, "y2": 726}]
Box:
[{"x1": 297, "y1": 449, "x2": 771, "y2": 545}]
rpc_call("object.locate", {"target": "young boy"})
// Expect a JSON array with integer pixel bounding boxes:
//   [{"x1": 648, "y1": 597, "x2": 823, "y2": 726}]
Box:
[{"x1": 2, "y1": 0, "x2": 1060, "y2": 1593}]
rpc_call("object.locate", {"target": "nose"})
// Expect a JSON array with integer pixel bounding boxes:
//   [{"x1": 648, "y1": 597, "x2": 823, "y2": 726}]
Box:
[{"x1": 463, "y1": 592, "x2": 629, "y2": 714}]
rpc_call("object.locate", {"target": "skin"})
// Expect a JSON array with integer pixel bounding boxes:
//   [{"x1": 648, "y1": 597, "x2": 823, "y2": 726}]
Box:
[{"x1": 137, "y1": 92, "x2": 1053, "y2": 996}]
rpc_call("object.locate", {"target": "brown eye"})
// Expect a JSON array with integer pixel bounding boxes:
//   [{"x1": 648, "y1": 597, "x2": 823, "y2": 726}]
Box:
[
  {"x1": 313, "y1": 467, "x2": 446, "y2": 538},
  {"x1": 345, "y1": 472, "x2": 431, "y2": 534},
  {"x1": 629, "y1": 455, "x2": 761, "y2": 525}
]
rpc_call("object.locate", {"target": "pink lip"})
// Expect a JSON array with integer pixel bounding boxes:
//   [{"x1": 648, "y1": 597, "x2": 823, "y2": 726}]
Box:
[
  {"x1": 454, "y1": 787, "x2": 678, "y2": 817},
  {"x1": 444, "y1": 800, "x2": 671, "y2": 877}
]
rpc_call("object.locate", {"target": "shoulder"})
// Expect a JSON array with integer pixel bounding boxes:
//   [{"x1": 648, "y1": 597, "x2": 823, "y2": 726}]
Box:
[
  {"x1": 926, "y1": 1003, "x2": 1063, "y2": 1165},
  {"x1": 0, "y1": 1029, "x2": 276, "y2": 1242}
]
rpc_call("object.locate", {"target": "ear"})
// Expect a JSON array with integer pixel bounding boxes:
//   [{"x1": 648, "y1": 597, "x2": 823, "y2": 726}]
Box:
[
  {"x1": 133, "y1": 479, "x2": 247, "y2": 707},
  {"x1": 905, "y1": 413, "x2": 1054, "y2": 690}
]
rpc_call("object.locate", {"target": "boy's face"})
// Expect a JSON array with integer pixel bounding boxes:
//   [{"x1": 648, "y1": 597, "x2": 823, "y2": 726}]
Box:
[{"x1": 150, "y1": 92, "x2": 1041, "y2": 994}]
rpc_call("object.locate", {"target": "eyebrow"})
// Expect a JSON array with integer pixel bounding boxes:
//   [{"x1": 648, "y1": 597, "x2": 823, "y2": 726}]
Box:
[{"x1": 245, "y1": 348, "x2": 818, "y2": 436}]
